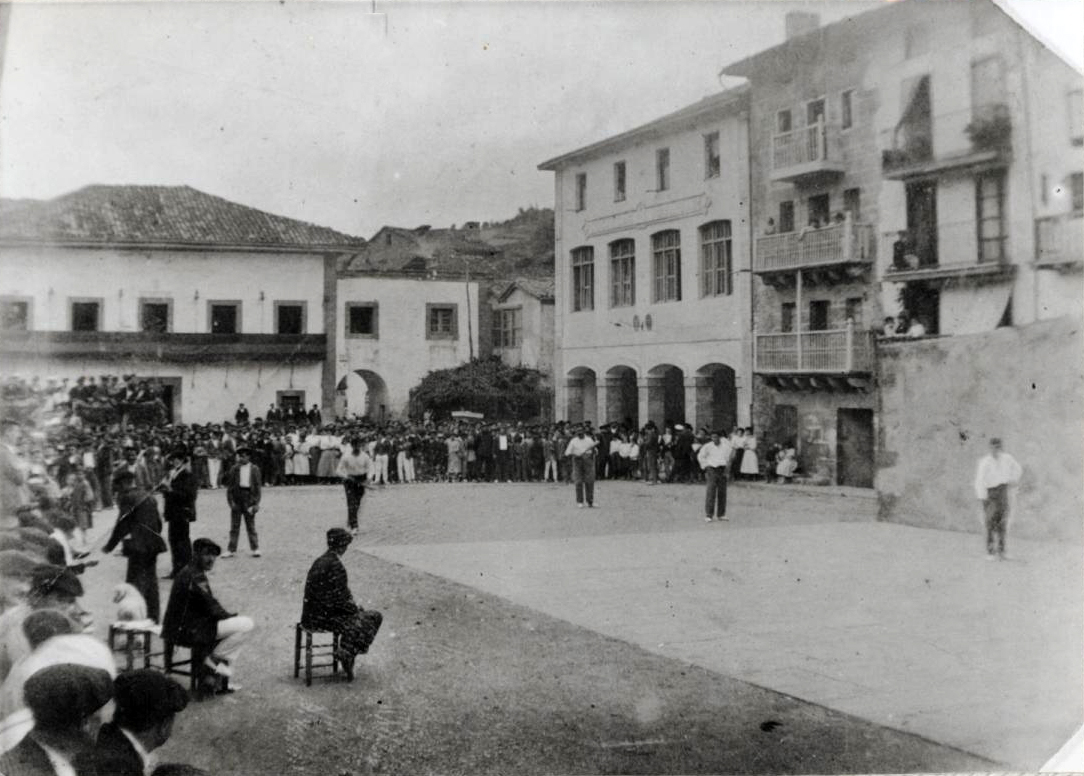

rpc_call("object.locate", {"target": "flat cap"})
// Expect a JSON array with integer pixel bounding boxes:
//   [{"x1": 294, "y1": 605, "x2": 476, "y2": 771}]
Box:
[
  {"x1": 24, "y1": 663, "x2": 113, "y2": 728},
  {"x1": 30, "y1": 564, "x2": 84, "y2": 599},
  {"x1": 327, "y1": 527, "x2": 353, "y2": 547},
  {"x1": 113, "y1": 669, "x2": 189, "y2": 727}
]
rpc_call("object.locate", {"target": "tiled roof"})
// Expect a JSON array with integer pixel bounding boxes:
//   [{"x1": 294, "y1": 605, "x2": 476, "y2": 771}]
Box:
[
  {"x1": 499, "y1": 276, "x2": 555, "y2": 302},
  {"x1": 0, "y1": 185, "x2": 365, "y2": 249}
]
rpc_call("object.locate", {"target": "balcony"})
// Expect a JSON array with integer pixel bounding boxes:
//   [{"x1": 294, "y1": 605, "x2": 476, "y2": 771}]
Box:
[
  {"x1": 882, "y1": 220, "x2": 1017, "y2": 288},
  {"x1": 755, "y1": 324, "x2": 875, "y2": 392},
  {"x1": 1035, "y1": 213, "x2": 1084, "y2": 270},
  {"x1": 754, "y1": 219, "x2": 874, "y2": 286},
  {"x1": 0, "y1": 331, "x2": 327, "y2": 362},
  {"x1": 881, "y1": 103, "x2": 1011, "y2": 181},
  {"x1": 770, "y1": 121, "x2": 846, "y2": 184}
]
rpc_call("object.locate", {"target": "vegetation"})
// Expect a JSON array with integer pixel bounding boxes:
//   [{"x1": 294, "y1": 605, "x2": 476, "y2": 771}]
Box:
[{"x1": 409, "y1": 357, "x2": 549, "y2": 422}]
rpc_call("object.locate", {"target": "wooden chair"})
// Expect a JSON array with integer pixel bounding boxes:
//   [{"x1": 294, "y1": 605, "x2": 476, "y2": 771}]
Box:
[
  {"x1": 293, "y1": 624, "x2": 341, "y2": 686},
  {"x1": 162, "y1": 640, "x2": 224, "y2": 697},
  {"x1": 107, "y1": 622, "x2": 158, "y2": 672}
]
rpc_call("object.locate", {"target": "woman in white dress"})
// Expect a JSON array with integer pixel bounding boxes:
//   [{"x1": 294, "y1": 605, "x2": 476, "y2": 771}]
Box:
[
  {"x1": 293, "y1": 434, "x2": 312, "y2": 483},
  {"x1": 739, "y1": 427, "x2": 760, "y2": 480}
]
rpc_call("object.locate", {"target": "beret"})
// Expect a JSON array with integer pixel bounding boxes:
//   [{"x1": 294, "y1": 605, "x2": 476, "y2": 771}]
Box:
[
  {"x1": 327, "y1": 527, "x2": 353, "y2": 546},
  {"x1": 30, "y1": 564, "x2": 84, "y2": 599},
  {"x1": 113, "y1": 669, "x2": 188, "y2": 727},
  {"x1": 24, "y1": 663, "x2": 113, "y2": 727},
  {"x1": 192, "y1": 538, "x2": 221, "y2": 556}
]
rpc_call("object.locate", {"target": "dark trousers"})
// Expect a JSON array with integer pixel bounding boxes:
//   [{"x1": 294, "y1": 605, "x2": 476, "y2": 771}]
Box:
[
  {"x1": 167, "y1": 519, "x2": 192, "y2": 576},
  {"x1": 339, "y1": 609, "x2": 383, "y2": 658},
  {"x1": 572, "y1": 456, "x2": 596, "y2": 506},
  {"x1": 126, "y1": 552, "x2": 160, "y2": 622},
  {"x1": 984, "y1": 484, "x2": 1010, "y2": 554},
  {"x1": 704, "y1": 466, "x2": 728, "y2": 518},
  {"x1": 344, "y1": 478, "x2": 366, "y2": 529},
  {"x1": 229, "y1": 508, "x2": 259, "y2": 552}
]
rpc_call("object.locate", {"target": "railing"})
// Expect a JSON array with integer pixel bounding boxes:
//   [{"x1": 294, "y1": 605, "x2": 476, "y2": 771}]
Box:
[
  {"x1": 883, "y1": 219, "x2": 1008, "y2": 276},
  {"x1": 754, "y1": 324, "x2": 875, "y2": 373},
  {"x1": 772, "y1": 121, "x2": 834, "y2": 171},
  {"x1": 0, "y1": 331, "x2": 327, "y2": 362},
  {"x1": 1036, "y1": 212, "x2": 1084, "y2": 266},
  {"x1": 755, "y1": 220, "x2": 874, "y2": 272},
  {"x1": 881, "y1": 103, "x2": 1010, "y2": 175}
]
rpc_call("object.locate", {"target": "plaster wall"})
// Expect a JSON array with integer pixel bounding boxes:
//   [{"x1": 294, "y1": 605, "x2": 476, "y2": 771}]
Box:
[{"x1": 492, "y1": 288, "x2": 553, "y2": 374}]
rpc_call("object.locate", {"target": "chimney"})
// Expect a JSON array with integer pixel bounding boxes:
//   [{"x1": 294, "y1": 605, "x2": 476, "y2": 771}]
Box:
[{"x1": 785, "y1": 11, "x2": 819, "y2": 40}]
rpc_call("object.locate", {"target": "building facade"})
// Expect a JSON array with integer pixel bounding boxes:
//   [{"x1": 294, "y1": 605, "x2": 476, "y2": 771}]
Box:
[
  {"x1": 0, "y1": 185, "x2": 358, "y2": 423},
  {"x1": 539, "y1": 87, "x2": 753, "y2": 432}
]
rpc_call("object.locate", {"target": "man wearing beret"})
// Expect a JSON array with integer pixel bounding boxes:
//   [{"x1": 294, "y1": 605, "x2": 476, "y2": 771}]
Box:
[
  {"x1": 103, "y1": 469, "x2": 166, "y2": 622},
  {"x1": 0, "y1": 663, "x2": 113, "y2": 775},
  {"x1": 163, "y1": 538, "x2": 255, "y2": 691},
  {"x1": 222, "y1": 447, "x2": 261, "y2": 558},
  {"x1": 301, "y1": 528, "x2": 383, "y2": 681},
  {"x1": 159, "y1": 446, "x2": 198, "y2": 580},
  {"x1": 74, "y1": 669, "x2": 189, "y2": 776},
  {"x1": 0, "y1": 565, "x2": 91, "y2": 684}
]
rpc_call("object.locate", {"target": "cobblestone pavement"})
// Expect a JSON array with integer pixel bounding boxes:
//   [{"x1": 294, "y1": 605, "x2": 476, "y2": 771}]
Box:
[{"x1": 79, "y1": 479, "x2": 1079, "y2": 773}]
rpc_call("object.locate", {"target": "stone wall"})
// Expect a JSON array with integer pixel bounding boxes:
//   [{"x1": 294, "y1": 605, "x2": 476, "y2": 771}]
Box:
[{"x1": 876, "y1": 315, "x2": 1083, "y2": 541}]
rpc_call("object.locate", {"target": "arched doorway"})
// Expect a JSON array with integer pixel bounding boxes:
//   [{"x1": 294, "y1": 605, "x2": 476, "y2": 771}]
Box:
[
  {"x1": 695, "y1": 363, "x2": 737, "y2": 433},
  {"x1": 565, "y1": 366, "x2": 597, "y2": 425},
  {"x1": 647, "y1": 364, "x2": 684, "y2": 428},
  {"x1": 604, "y1": 365, "x2": 638, "y2": 428},
  {"x1": 335, "y1": 369, "x2": 390, "y2": 421}
]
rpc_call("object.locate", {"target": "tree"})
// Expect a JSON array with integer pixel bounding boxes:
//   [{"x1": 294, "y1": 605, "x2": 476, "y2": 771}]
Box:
[{"x1": 409, "y1": 357, "x2": 548, "y2": 421}]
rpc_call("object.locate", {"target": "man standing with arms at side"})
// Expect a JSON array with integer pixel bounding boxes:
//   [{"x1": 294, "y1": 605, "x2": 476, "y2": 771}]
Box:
[
  {"x1": 974, "y1": 437, "x2": 1022, "y2": 560},
  {"x1": 159, "y1": 445, "x2": 198, "y2": 580},
  {"x1": 563, "y1": 426, "x2": 598, "y2": 508},
  {"x1": 336, "y1": 438, "x2": 371, "y2": 536},
  {"x1": 223, "y1": 447, "x2": 261, "y2": 558},
  {"x1": 697, "y1": 429, "x2": 734, "y2": 522}
]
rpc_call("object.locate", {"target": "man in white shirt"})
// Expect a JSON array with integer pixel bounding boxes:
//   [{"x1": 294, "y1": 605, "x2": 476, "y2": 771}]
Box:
[
  {"x1": 223, "y1": 447, "x2": 262, "y2": 558},
  {"x1": 337, "y1": 438, "x2": 372, "y2": 535},
  {"x1": 697, "y1": 430, "x2": 734, "y2": 522},
  {"x1": 974, "y1": 437, "x2": 1022, "y2": 559},
  {"x1": 563, "y1": 427, "x2": 598, "y2": 508}
]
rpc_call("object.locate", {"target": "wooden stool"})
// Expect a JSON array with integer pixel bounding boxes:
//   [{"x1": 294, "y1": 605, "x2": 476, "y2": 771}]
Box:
[
  {"x1": 107, "y1": 622, "x2": 158, "y2": 672},
  {"x1": 163, "y1": 640, "x2": 223, "y2": 696},
  {"x1": 293, "y1": 624, "x2": 340, "y2": 686}
]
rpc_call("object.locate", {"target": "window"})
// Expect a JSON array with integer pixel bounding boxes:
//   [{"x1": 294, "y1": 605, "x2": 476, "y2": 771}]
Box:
[
  {"x1": 700, "y1": 221, "x2": 732, "y2": 297},
  {"x1": 609, "y1": 239, "x2": 635, "y2": 307},
  {"x1": 1071, "y1": 172, "x2": 1084, "y2": 213},
  {"x1": 781, "y1": 302, "x2": 795, "y2": 333},
  {"x1": 0, "y1": 298, "x2": 30, "y2": 331},
  {"x1": 614, "y1": 161, "x2": 626, "y2": 202},
  {"x1": 806, "y1": 98, "x2": 825, "y2": 126},
  {"x1": 426, "y1": 304, "x2": 458, "y2": 339},
  {"x1": 346, "y1": 302, "x2": 378, "y2": 338},
  {"x1": 976, "y1": 171, "x2": 1007, "y2": 263},
  {"x1": 575, "y1": 173, "x2": 587, "y2": 212},
  {"x1": 656, "y1": 148, "x2": 670, "y2": 191},
  {"x1": 843, "y1": 188, "x2": 861, "y2": 221},
  {"x1": 809, "y1": 300, "x2": 830, "y2": 331},
  {"x1": 652, "y1": 230, "x2": 681, "y2": 302},
  {"x1": 571, "y1": 246, "x2": 595, "y2": 312},
  {"x1": 208, "y1": 302, "x2": 240, "y2": 334},
  {"x1": 971, "y1": 57, "x2": 1005, "y2": 119},
  {"x1": 140, "y1": 300, "x2": 171, "y2": 333},
  {"x1": 807, "y1": 193, "x2": 830, "y2": 226},
  {"x1": 70, "y1": 300, "x2": 101, "y2": 332},
  {"x1": 492, "y1": 307, "x2": 522, "y2": 348},
  {"x1": 1069, "y1": 90, "x2": 1083, "y2": 146},
  {"x1": 841, "y1": 90, "x2": 854, "y2": 130},
  {"x1": 275, "y1": 302, "x2": 306, "y2": 335},
  {"x1": 779, "y1": 201, "x2": 795, "y2": 233},
  {"x1": 777, "y1": 109, "x2": 792, "y2": 134},
  {"x1": 845, "y1": 297, "x2": 864, "y2": 328},
  {"x1": 704, "y1": 132, "x2": 721, "y2": 178},
  {"x1": 905, "y1": 24, "x2": 931, "y2": 58}
]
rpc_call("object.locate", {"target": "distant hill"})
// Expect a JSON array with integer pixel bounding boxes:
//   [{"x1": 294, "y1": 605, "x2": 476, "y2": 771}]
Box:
[{"x1": 475, "y1": 206, "x2": 554, "y2": 276}]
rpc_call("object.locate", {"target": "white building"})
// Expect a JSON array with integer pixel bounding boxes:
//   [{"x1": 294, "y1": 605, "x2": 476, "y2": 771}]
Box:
[
  {"x1": 538, "y1": 86, "x2": 752, "y2": 431},
  {"x1": 0, "y1": 185, "x2": 359, "y2": 423}
]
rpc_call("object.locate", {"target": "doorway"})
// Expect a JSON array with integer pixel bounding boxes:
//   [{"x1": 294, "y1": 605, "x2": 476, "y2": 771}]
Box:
[
  {"x1": 906, "y1": 181, "x2": 938, "y2": 266},
  {"x1": 836, "y1": 408, "x2": 874, "y2": 488}
]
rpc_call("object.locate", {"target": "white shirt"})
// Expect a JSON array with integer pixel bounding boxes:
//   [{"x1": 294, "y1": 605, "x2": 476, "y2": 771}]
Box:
[
  {"x1": 563, "y1": 436, "x2": 597, "y2": 457},
  {"x1": 238, "y1": 463, "x2": 252, "y2": 488},
  {"x1": 120, "y1": 727, "x2": 157, "y2": 776},
  {"x1": 337, "y1": 450, "x2": 372, "y2": 478},
  {"x1": 697, "y1": 438, "x2": 734, "y2": 468},
  {"x1": 974, "y1": 451, "x2": 1022, "y2": 499}
]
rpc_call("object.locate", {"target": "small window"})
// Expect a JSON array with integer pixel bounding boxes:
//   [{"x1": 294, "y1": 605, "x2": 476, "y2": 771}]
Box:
[
  {"x1": 777, "y1": 109, "x2": 792, "y2": 134},
  {"x1": 140, "y1": 300, "x2": 171, "y2": 333},
  {"x1": 845, "y1": 297, "x2": 864, "y2": 328},
  {"x1": 652, "y1": 230, "x2": 681, "y2": 302},
  {"x1": 346, "y1": 303, "x2": 378, "y2": 338},
  {"x1": 700, "y1": 221, "x2": 732, "y2": 297},
  {"x1": 841, "y1": 90, "x2": 854, "y2": 130},
  {"x1": 614, "y1": 161, "x2": 626, "y2": 202},
  {"x1": 843, "y1": 188, "x2": 861, "y2": 221},
  {"x1": 781, "y1": 302, "x2": 795, "y2": 333},
  {"x1": 704, "y1": 132, "x2": 721, "y2": 179},
  {"x1": 976, "y1": 171, "x2": 1007, "y2": 263},
  {"x1": 779, "y1": 201, "x2": 795, "y2": 233},
  {"x1": 209, "y1": 302, "x2": 240, "y2": 334},
  {"x1": 1069, "y1": 172, "x2": 1083, "y2": 213},
  {"x1": 1069, "y1": 90, "x2": 1083, "y2": 146},
  {"x1": 0, "y1": 298, "x2": 30, "y2": 331},
  {"x1": 492, "y1": 307, "x2": 522, "y2": 348},
  {"x1": 809, "y1": 300, "x2": 830, "y2": 331},
  {"x1": 575, "y1": 173, "x2": 587, "y2": 212},
  {"x1": 609, "y1": 239, "x2": 635, "y2": 308},
  {"x1": 571, "y1": 246, "x2": 595, "y2": 312},
  {"x1": 275, "y1": 302, "x2": 305, "y2": 335},
  {"x1": 905, "y1": 24, "x2": 931, "y2": 59},
  {"x1": 71, "y1": 300, "x2": 101, "y2": 332},
  {"x1": 656, "y1": 148, "x2": 670, "y2": 191},
  {"x1": 426, "y1": 304, "x2": 458, "y2": 339}
]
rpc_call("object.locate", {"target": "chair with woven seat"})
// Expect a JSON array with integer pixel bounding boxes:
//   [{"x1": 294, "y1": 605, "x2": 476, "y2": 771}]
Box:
[
  {"x1": 293, "y1": 623, "x2": 341, "y2": 686},
  {"x1": 107, "y1": 621, "x2": 159, "y2": 672}
]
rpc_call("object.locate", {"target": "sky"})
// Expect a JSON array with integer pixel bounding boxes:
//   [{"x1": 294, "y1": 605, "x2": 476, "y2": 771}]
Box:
[{"x1": 0, "y1": 0, "x2": 1081, "y2": 239}]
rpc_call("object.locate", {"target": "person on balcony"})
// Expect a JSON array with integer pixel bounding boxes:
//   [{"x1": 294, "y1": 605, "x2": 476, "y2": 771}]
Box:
[
  {"x1": 797, "y1": 217, "x2": 821, "y2": 240},
  {"x1": 763, "y1": 218, "x2": 776, "y2": 235},
  {"x1": 882, "y1": 316, "x2": 898, "y2": 337},
  {"x1": 907, "y1": 317, "x2": 927, "y2": 338},
  {"x1": 892, "y1": 230, "x2": 918, "y2": 270}
]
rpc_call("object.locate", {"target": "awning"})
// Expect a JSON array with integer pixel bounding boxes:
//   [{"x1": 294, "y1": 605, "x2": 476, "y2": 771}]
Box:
[{"x1": 940, "y1": 283, "x2": 1012, "y2": 335}]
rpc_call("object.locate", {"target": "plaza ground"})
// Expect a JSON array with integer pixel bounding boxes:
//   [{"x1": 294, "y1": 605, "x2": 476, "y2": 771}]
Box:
[{"x1": 78, "y1": 478, "x2": 1081, "y2": 774}]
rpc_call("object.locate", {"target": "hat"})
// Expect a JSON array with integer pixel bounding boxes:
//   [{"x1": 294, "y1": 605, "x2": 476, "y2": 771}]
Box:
[
  {"x1": 326, "y1": 527, "x2": 353, "y2": 547},
  {"x1": 22, "y1": 609, "x2": 76, "y2": 648},
  {"x1": 23, "y1": 664, "x2": 114, "y2": 728},
  {"x1": 0, "y1": 549, "x2": 45, "y2": 578},
  {"x1": 192, "y1": 538, "x2": 222, "y2": 556},
  {"x1": 674, "y1": 424, "x2": 684, "y2": 431},
  {"x1": 30, "y1": 564, "x2": 83, "y2": 599},
  {"x1": 113, "y1": 669, "x2": 189, "y2": 730},
  {"x1": 168, "y1": 444, "x2": 189, "y2": 459}
]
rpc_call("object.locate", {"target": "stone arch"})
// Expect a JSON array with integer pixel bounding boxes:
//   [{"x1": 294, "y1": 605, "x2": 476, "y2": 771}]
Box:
[
  {"x1": 335, "y1": 369, "x2": 390, "y2": 422},
  {"x1": 646, "y1": 363, "x2": 685, "y2": 428},
  {"x1": 565, "y1": 366, "x2": 597, "y2": 425},
  {"x1": 694, "y1": 363, "x2": 737, "y2": 433},
  {"x1": 603, "y1": 365, "x2": 638, "y2": 428}
]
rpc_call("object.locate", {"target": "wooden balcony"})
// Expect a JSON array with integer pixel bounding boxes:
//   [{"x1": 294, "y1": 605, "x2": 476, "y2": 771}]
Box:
[
  {"x1": 770, "y1": 121, "x2": 846, "y2": 184},
  {"x1": 754, "y1": 220, "x2": 874, "y2": 287},
  {"x1": 0, "y1": 331, "x2": 327, "y2": 362},
  {"x1": 1035, "y1": 213, "x2": 1084, "y2": 271},
  {"x1": 754, "y1": 324, "x2": 875, "y2": 391}
]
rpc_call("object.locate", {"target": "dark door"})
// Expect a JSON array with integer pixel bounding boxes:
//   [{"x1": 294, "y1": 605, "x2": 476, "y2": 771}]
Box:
[
  {"x1": 836, "y1": 409, "x2": 874, "y2": 488},
  {"x1": 774, "y1": 404, "x2": 798, "y2": 448},
  {"x1": 906, "y1": 181, "x2": 938, "y2": 266}
]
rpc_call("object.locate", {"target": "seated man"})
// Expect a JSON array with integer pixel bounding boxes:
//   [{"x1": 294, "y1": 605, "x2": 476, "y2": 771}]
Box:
[
  {"x1": 301, "y1": 528, "x2": 383, "y2": 681},
  {"x1": 162, "y1": 538, "x2": 254, "y2": 693}
]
